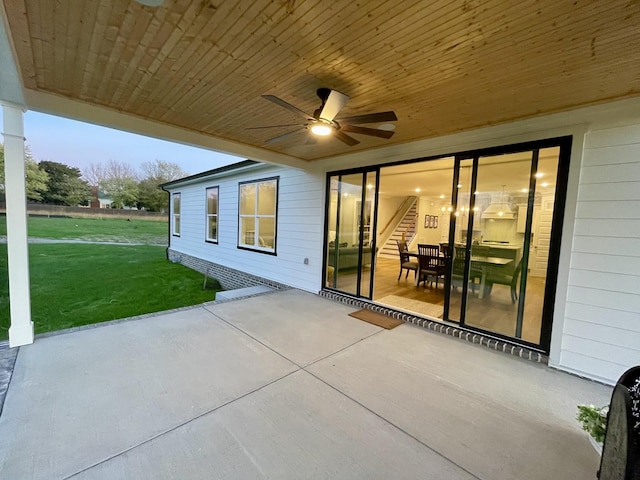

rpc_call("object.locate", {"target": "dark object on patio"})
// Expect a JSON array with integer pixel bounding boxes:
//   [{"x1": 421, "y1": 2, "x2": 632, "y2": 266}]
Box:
[
  {"x1": 598, "y1": 365, "x2": 640, "y2": 480},
  {"x1": 397, "y1": 240, "x2": 418, "y2": 280},
  {"x1": 417, "y1": 244, "x2": 445, "y2": 288},
  {"x1": 485, "y1": 257, "x2": 524, "y2": 303},
  {"x1": 348, "y1": 309, "x2": 404, "y2": 330}
]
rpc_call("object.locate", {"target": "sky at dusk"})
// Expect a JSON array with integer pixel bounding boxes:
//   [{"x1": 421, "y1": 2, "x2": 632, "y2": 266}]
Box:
[{"x1": 14, "y1": 111, "x2": 242, "y2": 177}]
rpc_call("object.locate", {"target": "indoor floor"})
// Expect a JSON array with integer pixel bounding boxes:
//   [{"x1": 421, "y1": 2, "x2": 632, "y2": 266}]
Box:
[{"x1": 371, "y1": 255, "x2": 544, "y2": 344}]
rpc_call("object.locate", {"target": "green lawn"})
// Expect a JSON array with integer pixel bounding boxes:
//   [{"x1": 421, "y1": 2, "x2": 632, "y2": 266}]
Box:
[
  {"x1": 0, "y1": 216, "x2": 168, "y2": 244},
  {"x1": 0, "y1": 244, "x2": 218, "y2": 340}
]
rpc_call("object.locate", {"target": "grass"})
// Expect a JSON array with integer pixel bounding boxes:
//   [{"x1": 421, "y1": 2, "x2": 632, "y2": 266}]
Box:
[
  {"x1": 0, "y1": 244, "x2": 218, "y2": 340},
  {"x1": 0, "y1": 216, "x2": 168, "y2": 244}
]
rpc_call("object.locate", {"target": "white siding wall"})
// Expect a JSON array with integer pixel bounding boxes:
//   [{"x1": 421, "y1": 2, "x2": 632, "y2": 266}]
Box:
[
  {"x1": 558, "y1": 122, "x2": 640, "y2": 383},
  {"x1": 166, "y1": 99, "x2": 640, "y2": 385},
  {"x1": 168, "y1": 165, "x2": 325, "y2": 293}
]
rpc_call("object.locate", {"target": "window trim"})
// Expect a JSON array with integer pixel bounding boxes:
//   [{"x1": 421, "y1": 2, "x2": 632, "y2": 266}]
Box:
[
  {"x1": 172, "y1": 192, "x2": 181, "y2": 237},
  {"x1": 237, "y1": 176, "x2": 279, "y2": 255},
  {"x1": 205, "y1": 186, "x2": 219, "y2": 244}
]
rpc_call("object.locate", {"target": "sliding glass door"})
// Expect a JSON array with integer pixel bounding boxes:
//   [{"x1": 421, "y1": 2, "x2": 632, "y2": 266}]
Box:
[
  {"x1": 323, "y1": 137, "x2": 571, "y2": 352},
  {"x1": 446, "y1": 143, "x2": 566, "y2": 348},
  {"x1": 324, "y1": 170, "x2": 378, "y2": 299}
]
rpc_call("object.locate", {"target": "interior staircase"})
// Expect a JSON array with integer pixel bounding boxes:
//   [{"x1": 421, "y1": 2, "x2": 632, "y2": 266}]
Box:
[{"x1": 379, "y1": 202, "x2": 418, "y2": 258}]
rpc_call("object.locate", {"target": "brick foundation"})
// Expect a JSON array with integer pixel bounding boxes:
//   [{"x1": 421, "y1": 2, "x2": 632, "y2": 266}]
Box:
[{"x1": 167, "y1": 249, "x2": 290, "y2": 291}]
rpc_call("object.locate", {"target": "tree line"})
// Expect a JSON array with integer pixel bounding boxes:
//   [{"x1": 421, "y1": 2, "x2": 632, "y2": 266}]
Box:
[{"x1": 0, "y1": 143, "x2": 187, "y2": 212}]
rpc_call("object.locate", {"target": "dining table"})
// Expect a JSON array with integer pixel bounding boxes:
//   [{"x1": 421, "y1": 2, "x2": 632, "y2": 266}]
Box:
[
  {"x1": 469, "y1": 255, "x2": 513, "y2": 298},
  {"x1": 408, "y1": 250, "x2": 513, "y2": 298}
]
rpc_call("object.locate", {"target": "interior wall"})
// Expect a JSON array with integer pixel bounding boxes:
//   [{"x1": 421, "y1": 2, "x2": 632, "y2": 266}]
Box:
[
  {"x1": 416, "y1": 196, "x2": 447, "y2": 245},
  {"x1": 376, "y1": 195, "x2": 407, "y2": 245}
]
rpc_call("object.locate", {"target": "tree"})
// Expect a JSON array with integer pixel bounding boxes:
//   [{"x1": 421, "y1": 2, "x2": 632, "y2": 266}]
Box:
[
  {"x1": 83, "y1": 162, "x2": 106, "y2": 188},
  {"x1": 102, "y1": 176, "x2": 139, "y2": 209},
  {"x1": 137, "y1": 160, "x2": 187, "y2": 212},
  {"x1": 100, "y1": 159, "x2": 139, "y2": 209},
  {"x1": 0, "y1": 143, "x2": 50, "y2": 201},
  {"x1": 39, "y1": 160, "x2": 91, "y2": 206}
]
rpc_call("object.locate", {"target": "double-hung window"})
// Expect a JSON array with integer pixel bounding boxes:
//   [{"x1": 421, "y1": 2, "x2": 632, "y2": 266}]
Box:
[
  {"x1": 172, "y1": 193, "x2": 181, "y2": 236},
  {"x1": 206, "y1": 187, "x2": 219, "y2": 243},
  {"x1": 238, "y1": 177, "x2": 278, "y2": 254}
]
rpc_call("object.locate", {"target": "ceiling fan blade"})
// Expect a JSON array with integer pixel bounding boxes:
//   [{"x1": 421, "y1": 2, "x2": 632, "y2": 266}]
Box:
[
  {"x1": 319, "y1": 90, "x2": 349, "y2": 122},
  {"x1": 341, "y1": 124, "x2": 395, "y2": 139},
  {"x1": 337, "y1": 111, "x2": 397, "y2": 125},
  {"x1": 333, "y1": 130, "x2": 360, "y2": 146},
  {"x1": 247, "y1": 123, "x2": 306, "y2": 130},
  {"x1": 262, "y1": 95, "x2": 312, "y2": 120},
  {"x1": 265, "y1": 128, "x2": 306, "y2": 144}
]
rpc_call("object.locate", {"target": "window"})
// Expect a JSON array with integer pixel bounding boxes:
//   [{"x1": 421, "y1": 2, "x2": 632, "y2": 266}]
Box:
[
  {"x1": 238, "y1": 177, "x2": 278, "y2": 253},
  {"x1": 206, "y1": 187, "x2": 219, "y2": 243},
  {"x1": 172, "y1": 193, "x2": 181, "y2": 236}
]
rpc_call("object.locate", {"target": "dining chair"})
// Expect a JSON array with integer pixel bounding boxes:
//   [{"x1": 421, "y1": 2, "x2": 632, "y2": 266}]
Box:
[
  {"x1": 416, "y1": 244, "x2": 446, "y2": 288},
  {"x1": 396, "y1": 240, "x2": 418, "y2": 280},
  {"x1": 451, "y1": 246, "x2": 480, "y2": 293},
  {"x1": 484, "y1": 257, "x2": 524, "y2": 303}
]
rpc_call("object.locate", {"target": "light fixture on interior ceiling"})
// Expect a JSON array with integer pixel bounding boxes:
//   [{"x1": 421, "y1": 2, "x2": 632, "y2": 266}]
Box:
[
  {"x1": 310, "y1": 123, "x2": 332, "y2": 136},
  {"x1": 481, "y1": 184, "x2": 515, "y2": 220},
  {"x1": 498, "y1": 185, "x2": 506, "y2": 217},
  {"x1": 377, "y1": 123, "x2": 396, "y2": 131},
  {"x1": 136, "y1": 0, "x2": 164, "y2": 6}
]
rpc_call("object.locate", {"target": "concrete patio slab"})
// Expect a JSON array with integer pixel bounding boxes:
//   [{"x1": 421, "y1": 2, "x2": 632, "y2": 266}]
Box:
[
  {"x1": 307, "y1": 324, "x2": 612, "y2": 480},
  {"x1": 0, "y1": 290, "x2": 614, "y2": 480},
  {"x1": 0, "y1": 306, "x2": 297, "y2": 480},
  {"x1": 205, "y1": 289, "x2": 381, "y2": 366},
  {"x1": 72, "y1": 370, "x2": 476, "y2": 480}
]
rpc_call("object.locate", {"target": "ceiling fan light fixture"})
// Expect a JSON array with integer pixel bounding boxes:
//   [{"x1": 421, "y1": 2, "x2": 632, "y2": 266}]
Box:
[{"x1": 311, "y1": 123, "x2": 333, "y2": 136}]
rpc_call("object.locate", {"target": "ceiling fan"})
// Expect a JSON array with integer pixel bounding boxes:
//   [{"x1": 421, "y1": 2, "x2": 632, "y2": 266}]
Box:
[{"x1": 248, "y1": 88, "x2": 397, "y2": 146}]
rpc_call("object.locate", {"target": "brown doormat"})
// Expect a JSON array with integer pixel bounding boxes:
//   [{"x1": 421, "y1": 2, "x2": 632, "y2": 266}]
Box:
[{"x1": 348, "y1": 309, "x2": 404, "y2": 329}]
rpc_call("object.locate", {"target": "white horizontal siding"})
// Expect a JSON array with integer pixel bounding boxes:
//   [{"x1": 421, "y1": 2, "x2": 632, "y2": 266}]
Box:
[
  {"x1": 578, "y1": 182, "x2": 640, "y2": 201},
  {"x1": 557, "y1": 120, "x2": 640, "y2": 383},
  {"x1": 167, "y1": 165, "x2": 325, "y2": 293}
]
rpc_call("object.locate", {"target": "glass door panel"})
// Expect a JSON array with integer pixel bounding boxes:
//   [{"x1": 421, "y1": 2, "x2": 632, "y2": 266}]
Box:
[
  {"x1": 463, "y1": 151, "x2": 532, "y2": 337},
  {"x1": 519, "y1": 147, "x2": 560, "y2": 344},
  {"x1": 358, "y1": 171, "x2": 378, "y2": 298},
  {"x1": 447, "y1": 158, "x2": 473, "y2": 323},
  {"x1": 325, "y1": 172, "x2": 375, "y2": 298}
]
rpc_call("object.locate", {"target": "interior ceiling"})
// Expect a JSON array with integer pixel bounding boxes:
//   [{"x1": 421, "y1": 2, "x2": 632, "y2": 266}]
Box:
[
  {"x1": 2, "y1": 0, "x2": 639, "y2": 163},
  {"x1": 379, "y1": 148, "x2": 560, "y2": 198}
]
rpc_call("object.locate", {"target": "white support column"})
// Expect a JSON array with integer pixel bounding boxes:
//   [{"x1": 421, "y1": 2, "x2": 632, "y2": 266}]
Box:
[{"x1": 2, "y1": 103, "x2": 34, "y2": 347}]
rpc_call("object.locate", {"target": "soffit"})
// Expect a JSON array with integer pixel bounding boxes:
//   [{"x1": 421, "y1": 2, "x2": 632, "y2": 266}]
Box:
[{"x1": 3, "y1": 0, "x2": 640, "y2": 162}]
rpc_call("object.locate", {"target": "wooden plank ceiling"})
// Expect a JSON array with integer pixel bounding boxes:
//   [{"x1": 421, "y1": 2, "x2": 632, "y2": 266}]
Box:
[{"x1": 3, "y1": 0, "x2": 640, "y2": 161}]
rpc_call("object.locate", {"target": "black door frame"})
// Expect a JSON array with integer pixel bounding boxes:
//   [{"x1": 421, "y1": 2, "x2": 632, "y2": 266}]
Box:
[
  {"x1": 323, "y1": 136, "x2": 572, "y2": 354},
  {"x1": 322, "y1": 166, "x2": 381, "y2": 300}
]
